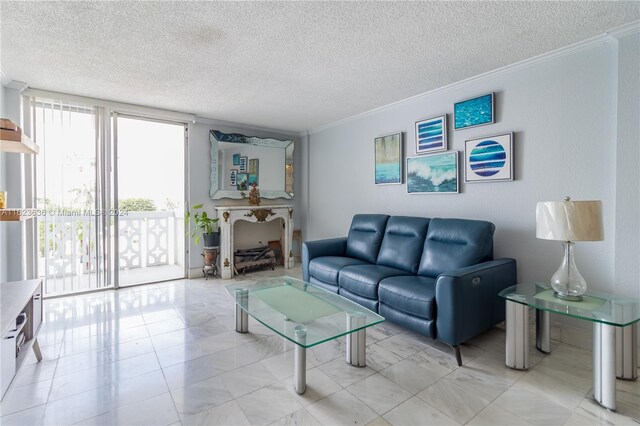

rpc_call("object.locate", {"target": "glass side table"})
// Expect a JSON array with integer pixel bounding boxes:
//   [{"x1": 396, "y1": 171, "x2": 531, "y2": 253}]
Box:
[{"x1": 499, "y1": 283, "x2": 639, "y2": 411}]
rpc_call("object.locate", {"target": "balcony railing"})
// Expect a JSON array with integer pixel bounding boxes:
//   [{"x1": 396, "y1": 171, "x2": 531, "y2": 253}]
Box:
[{"x1": 38, "y1": 211, "x2": 184, "y2": 296}]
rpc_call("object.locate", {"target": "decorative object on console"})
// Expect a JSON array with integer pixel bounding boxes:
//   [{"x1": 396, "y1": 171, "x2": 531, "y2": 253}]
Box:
[
  {"x1": 374, "y1": 132, "x2": 403, "y2": 185},
  {"x1": 249, "y1": 183, "x2": 261, "y2": 206},
  {"x1": 454, "y1": 92, "x2": 494, "y2": 130},
  {"x1": 415, "y1": 114, "x2": 447, "y2": 154},
  {"x1": 407, "y1": 151, "x2": 458, "y2": 194},
  {"x1": 239, "y1": 156, "x2": 248, "y2": 172},
  {"x1": 536, "y1": 197, "x2": 604, "y2": 301},
  {"x1": 465, "y1": 132, "x2": 513, "y2": 182}
]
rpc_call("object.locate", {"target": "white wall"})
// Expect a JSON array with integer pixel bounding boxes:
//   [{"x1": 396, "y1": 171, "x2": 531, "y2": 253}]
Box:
[
  {"x1": 305, "y1": 35, "x2": 640, "y2": 347},
  {"x1": 0, "y1": 85, "x2": 24, "y2": 283},
  {"x1": 188, "y1": 118, "x2": 302, "y2": 272},
  {"x1": 614, "y1": 32, "x2": 640, "y2": 301}
]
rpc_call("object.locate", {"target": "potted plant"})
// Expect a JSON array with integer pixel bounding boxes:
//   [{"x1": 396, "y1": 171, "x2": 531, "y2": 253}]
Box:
[{"x1": 185, "y1": 203, "x2": 220, "y2": 247}]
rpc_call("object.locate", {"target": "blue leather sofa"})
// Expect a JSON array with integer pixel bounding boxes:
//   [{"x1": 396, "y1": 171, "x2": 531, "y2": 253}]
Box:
[{"x1": 302, "y1": 214, "x2": 517, "y2": 365}]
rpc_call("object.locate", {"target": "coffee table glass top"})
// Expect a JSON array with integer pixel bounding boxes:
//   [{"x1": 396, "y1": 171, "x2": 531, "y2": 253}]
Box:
[
  {"x1": 499, "y1": 283, "x2": 640, "y2": 327},
  {"x1": 226, "y1": 277, "x2": 384, "y2": 348}
]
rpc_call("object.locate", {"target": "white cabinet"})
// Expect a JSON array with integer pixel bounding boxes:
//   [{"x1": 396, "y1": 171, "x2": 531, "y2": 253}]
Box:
[{"x1": 0, "y1": 279, "x2": 44, "y2": 400}]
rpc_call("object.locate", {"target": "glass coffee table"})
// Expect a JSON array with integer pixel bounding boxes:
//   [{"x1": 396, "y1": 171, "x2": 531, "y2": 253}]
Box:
[
  {"x1": 499, "y1": 283, "x2": 639, "y2": 411},
  {"x1": 225, "y1": 277, "x2": 384, "y2": 394}
]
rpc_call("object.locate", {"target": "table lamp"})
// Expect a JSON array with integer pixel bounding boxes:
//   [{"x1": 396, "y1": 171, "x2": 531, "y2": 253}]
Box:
[{"x1": 536, "y1": 197, "x2": 604, "y2": 301}]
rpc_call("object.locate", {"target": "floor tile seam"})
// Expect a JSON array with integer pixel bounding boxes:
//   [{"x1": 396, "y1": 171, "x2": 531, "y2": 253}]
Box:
[
  {"x1": 0, "y1": 402, "x2": 46, "y2": 423},
  {"x1": 463, "y1": 403, "x2": 535, "y2": 426},
  {"x1": 489, "y1": 375, "x2": 572, "y2": 426},
  {"x1": 343, "y1": 377, "x2": 414, "y2": 418},
  {"x1": 56, "y1": 334, "x2": 153, "y2": 358}
]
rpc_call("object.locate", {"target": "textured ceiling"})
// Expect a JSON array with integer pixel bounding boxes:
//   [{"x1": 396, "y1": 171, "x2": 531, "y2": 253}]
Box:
[{"x1": 1, "y1": 1, "x2": 638, "y2": 132}]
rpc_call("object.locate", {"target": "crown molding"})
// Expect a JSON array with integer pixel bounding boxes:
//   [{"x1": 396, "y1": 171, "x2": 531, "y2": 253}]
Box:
[
  {"x1": 2, "y1": 79, "x2": 28, "y2": 92},
  {"x1": 305, "y1": 29, "x2": 621, "y2": 136},
  {"x1": 607, "y1": 20, "x2": 640, "y2": 39},
  {"x1": 195, "y1": 115, "x2": 299, "y2": 139}
]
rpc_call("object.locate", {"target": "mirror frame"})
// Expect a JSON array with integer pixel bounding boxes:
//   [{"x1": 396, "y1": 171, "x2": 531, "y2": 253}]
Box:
[{"x1": 209, "y1": 130, "x2": 294, "y2": 200}]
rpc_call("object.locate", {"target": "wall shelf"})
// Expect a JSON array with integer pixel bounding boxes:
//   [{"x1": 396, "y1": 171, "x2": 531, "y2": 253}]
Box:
[
  {"x1": 0, "y1": 210, "x2": 33, "y2": 221},
  {"x1": 0, "y1": 135, "x2": 39, "y2": 155}
]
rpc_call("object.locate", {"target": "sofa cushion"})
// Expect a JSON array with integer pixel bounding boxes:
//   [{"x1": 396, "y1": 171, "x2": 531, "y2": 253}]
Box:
[
  {"x1": 418, "y1": 218, "x2": 495, "y2": 277},
  {"x1": 339, "y1": 264, "x2": 409, "y2": 299},
  {"x1": 308, "y1": 256, "x2": 369, "y2": 286},
  {"x1": 377, "y1": 216, "x2": 430, "y2": 273},
  {"x1": 338, "y1": 288, "x2": 379, "y2": 312},
  {"x1": 345, "y1": 214, "x2": 390, "y2": 263},
  {"x1": 379, "y1": 276, "x2": 436, "y2": 320}
]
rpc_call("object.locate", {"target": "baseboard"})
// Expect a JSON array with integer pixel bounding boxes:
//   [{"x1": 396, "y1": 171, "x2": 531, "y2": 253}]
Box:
[{"x1": 188, "y1": 267, "x2": 204, "y2": 279}]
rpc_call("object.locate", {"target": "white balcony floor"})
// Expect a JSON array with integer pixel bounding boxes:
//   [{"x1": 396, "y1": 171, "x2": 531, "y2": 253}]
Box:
[{"x1": 42, "y1": 264, "x2": 185, "y2": 296}]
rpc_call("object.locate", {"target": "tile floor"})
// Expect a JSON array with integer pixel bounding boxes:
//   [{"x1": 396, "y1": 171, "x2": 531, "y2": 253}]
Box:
[{"x1": 1, "y1": 266, "x2": 638, "y2": 425}]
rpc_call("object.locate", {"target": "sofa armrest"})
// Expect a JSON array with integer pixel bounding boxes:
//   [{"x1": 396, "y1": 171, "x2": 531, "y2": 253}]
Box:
[
  {"x1": 302, "y1": 237, "x2": 348, "y2": 281},
  {"x1": 435, "y1": 258, "x2": 517, "y2": 347}
]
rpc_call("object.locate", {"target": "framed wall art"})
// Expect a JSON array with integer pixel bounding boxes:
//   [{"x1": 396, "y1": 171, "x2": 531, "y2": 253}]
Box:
[
  {"x1": 407, "y1": 151, "x2": 459, "y2": 194},
  {"x1": 374, "y1": 132, "x2": 403, "y2": 185},
  {"x1": 230, "y1": 169, "x2": 237, "y2": 186},
  {"x1": 236, "y1": 173, "x2": 248, "y2": 190},
  {"x1": 415, "y1": 114, "x2": 447, "y2": 154},
  {"x1": 248, "y1": 158, "x2": 259, "y2": 174},
  {"x1": 233, "y1": 153, "x2": 240, "y2": 165},
  {"x1": 465, "y1": 132, "x2": 513, "y2": 183},
  {"x1": 239, "y1": 156, "x2": 248, "y2": 173},
  {"x1": 454, "y1": 93, "x2": 494, "y2": 130}
]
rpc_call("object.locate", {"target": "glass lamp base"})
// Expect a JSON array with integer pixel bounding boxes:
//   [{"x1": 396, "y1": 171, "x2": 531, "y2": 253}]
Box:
[{"x1": 553, "y1": 291, "x2": 583, "y2": 302}]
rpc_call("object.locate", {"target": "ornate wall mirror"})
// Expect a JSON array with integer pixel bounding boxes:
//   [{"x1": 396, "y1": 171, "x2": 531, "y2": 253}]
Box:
[{"x1": 209, "y1": 130, "x2": 294, "y2": 200}]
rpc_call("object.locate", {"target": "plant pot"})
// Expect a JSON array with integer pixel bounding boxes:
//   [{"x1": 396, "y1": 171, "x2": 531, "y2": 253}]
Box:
[{"x1": 203, "y1": 232, "x2": 220, "y2": 248}]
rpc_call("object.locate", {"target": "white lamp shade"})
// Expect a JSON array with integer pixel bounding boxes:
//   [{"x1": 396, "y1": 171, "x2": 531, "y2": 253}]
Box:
[{"x1": 536, "y1": 200, "x2": 604, "y2": 241}]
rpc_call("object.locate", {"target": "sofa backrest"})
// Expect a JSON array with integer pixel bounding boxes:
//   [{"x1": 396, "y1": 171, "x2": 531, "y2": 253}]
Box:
[
  {"x1": 346, "y1": 214, "x2": 390, "y2": 263},
  {"x1": 418, "y1": 218, "x2": 495, "y2": 277},
  {"x1": 377, "y1": 216, "x2": 430, "y2": 273}
]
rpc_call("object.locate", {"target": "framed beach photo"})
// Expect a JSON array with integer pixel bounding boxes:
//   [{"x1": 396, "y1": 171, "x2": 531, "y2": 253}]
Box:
[
  {"x1": 233, "y1": 153, "x2": 240, "y2": 165},
  {"x1": 236, "y1": 173, "x2": 248, "y2": 190},
  {"x1": 465, "y1": 132, "x2": 513, "y2": 183},
  {"x1": 374, "y1": 132, "x2": 403, "y2": 185},
  {"x1": 407, "y1": 151, "x2": 459, "y2": 194},
  {"x1": 248, "y1": 158, "x2": 259, "y2": 174},
  {"x1": 415, "y1": 114, "x2": 447, "y2": 154},
  {"x1": 454, "y1": 93, "x2": 494, "y2": 130},
  {"x1": 239, "y1": 156, "x2": 248, "y2": 173}
]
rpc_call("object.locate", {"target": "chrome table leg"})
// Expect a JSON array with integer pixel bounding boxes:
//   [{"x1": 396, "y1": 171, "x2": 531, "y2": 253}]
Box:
[
  {"x1": 235, "y1": 288, "x2": 249, "y2": 333},
  {"x1": 346, "y1": 313, "x2": 366, "y2": 367},
  {"x1": 536, "y1": 309, "x2": 551, "y2": 354},
  {"x1": 294, "y1": 326, "x2": 307, "y2": 395},
  {"x1": 616, "y1": 322, "x2": 638, "y2": 380},
  {"x1": 593, "y1": 322, "x2": 616, "y2": 411},
  {"x1": 506, "y1": 300, "x2": 529, "y2": 370}
]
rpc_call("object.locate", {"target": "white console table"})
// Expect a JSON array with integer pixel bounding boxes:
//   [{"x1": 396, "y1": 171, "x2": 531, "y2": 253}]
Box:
[{"x1": 215, "y1": 205, "x2": 295, "y2": 279}]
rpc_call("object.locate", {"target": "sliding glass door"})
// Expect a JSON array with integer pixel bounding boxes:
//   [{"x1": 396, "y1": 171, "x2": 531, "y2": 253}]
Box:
[
  {"x1": 34, "y1": 100, "x2": 187, "y2": 297},
  {"x1": 113, "y1": 115, "x2": 186, "y2": 287}
]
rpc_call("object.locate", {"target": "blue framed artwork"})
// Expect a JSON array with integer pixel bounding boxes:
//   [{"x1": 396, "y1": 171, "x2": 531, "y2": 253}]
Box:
[
  {"x1": 415, "y1": 114, "x2": 447, "y2": 154},
  {"x1": 236, "y1": 173, "x2": 248, "y2": 190},
  {"x1": 454, "y1": 93, "x2": 494, "y2": 130},
  {"x1": 233, "y1": 154, "x2": 240, "y2": 165},
  {"x1": 375, "y1": 132, "x2": 403, "y2": 185},
  {"x1": 465, "y1": 132, "x2": 513, "y2": 183},
  {"x1": 407, "y1": 151, "x2": 458, "y2": 194},
  {"x1": 239, "y1": 156, "x2": 248, "y2": 173}
]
